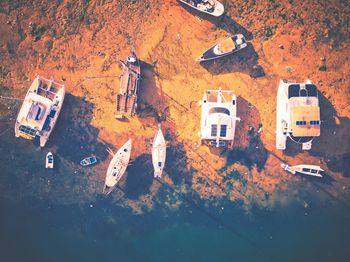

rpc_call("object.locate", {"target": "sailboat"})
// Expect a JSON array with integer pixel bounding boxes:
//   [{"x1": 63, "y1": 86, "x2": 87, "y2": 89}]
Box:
[
  {"x1": 152, "y1": 125, "x2": 166, "y2": 178},
  {"x1": 281, "y1": 163, "x2": 324, "y2": 178},
  {"x1": 103, "y1": 139, "x2": 132, "y2": 195}
]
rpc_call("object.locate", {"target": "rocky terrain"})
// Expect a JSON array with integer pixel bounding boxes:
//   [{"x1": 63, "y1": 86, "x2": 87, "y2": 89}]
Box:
[{"x1": 0, "y1": 0, "x2": 349, "y2": 213}]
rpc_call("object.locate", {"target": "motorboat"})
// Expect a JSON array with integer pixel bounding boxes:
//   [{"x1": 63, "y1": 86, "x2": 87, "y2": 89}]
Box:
[
  {"x1": 115, "y1": 52, "x2": 141, "y2": 119},
  {"x1": 178, "y1": 0, "x2": 224, "y2": 17},
  {"x1": 46, "y1": 152, "x2": 54, "y2": 169},
  {"x1": 103, "y1": 139, "x2": 132, "y2": 195},
  {"x1": 80, "y1": 156, "x2": 98, "y2": 166},
  {"x1": 281, "y1": 163, "x2": 324, "y2": 178},
  {"x1": 276, "y1": 80, "x2": 321, "y2": 150},
  {"x1": 15, "y1": 75, "x2": 65, "y2": 147},
  {"x1": 200, "y1": 87, "x2": 240, "y2": 148},
  {"x1": 196, "y1": 34, "x2": 247, "y2": 62},
  {"x1": 152, "y1": 125, "x2": 166, "y2": 178}
]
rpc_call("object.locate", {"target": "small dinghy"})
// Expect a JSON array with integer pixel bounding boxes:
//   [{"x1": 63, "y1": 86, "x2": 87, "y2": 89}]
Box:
[
  {"x1": 196, "y1": 34, "x2": 247, "y2": 62},
  {"x1": 178, "y1": 0, "x2": 224, "y2": 17},
  {"x1": 46, "y1": 152, "x2": 54, "y2": 169},
  {"x1": 80, "y1": 156, "x2": 97, "y2": 167},
  {"x1": 103, "y1": 139, "x2": 132, "y2": 195},
  {"x1": 152, "y1": 125, "x2": 166, "y2": 178},
  {"x1": 281, "y1": 163, "x2": 324, "y2": 178}
]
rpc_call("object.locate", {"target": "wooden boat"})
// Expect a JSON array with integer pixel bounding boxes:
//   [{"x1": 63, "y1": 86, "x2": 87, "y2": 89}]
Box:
[
  {"x1": 196, "y1": 34, "x2": 247, "y2": 62},
  {"x1": 152, "y1": 125, "x2": 166, "y2": 178},
  {"x1": 281, "y1": 163, "x2": 324, "y2": 178},
  {"x1": 46, "y1": 152, "x2": 54, "y2": 169},
  {"x1": 103, "y1": 139, "x2": 132, "y2": 195},
  {"x1": 115, "y1": 53, "x2": 141, "y2": 119},
  {"x1": 178, "y1": 0, "x2": 224, "y2": 17},
  {"x1": 80, "y1": 156, "x2": 97, "y2": 166},
  {"x1": 15, "y1": 75, "x2": 65, "y2": 147}
]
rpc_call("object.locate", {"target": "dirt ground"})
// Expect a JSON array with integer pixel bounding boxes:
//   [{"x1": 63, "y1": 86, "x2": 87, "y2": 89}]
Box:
[{"x1": 0, "y1": 0, "x2": 349, "y2": 212}]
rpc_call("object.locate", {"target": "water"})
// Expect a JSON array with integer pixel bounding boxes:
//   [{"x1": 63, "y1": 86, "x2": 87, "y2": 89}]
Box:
[{"x1": 1, "y1": 98, "x2": 350, "y2": 262}]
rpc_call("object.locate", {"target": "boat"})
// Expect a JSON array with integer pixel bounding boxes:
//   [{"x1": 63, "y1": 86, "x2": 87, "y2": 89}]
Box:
[
  {"x1": 178, "y1": 0, "x2": 224, "y2": 17},
  {"x1": 46, "y1": 152, "x2": 54, "y2": 169},
  {"x1": 80, "y1": 156, "x2": 97, "y2": 166},
  {"x1": 14, "y1": 75, "x2": 65, "y2": 147},
  {"x1": 196, "y1": 34, "x2": 247, "y2": 62},
  {"x1": 115, "y1": 52, "x2": 141, "y2": 119},
  {"x1": 281, "y1": 163, "x2": 324, "y2": 178},
  {"x1": 103, "y1": 139, "x2": 132, "y2": 195},
  {"x1": 276, "y1": 80, "x2": 321, "y2": 150},
  {"x1": 200, "y1": 87, "x2": 240, "y2": 148},
  {"x1": 152, "y1": 125, "x2": 166, "y2": 178}
]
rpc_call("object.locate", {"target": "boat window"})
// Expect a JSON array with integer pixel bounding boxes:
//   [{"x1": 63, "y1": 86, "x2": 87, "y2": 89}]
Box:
[
  {"x1": 296, "y1": 121, "x2": 307, "y2": 126},
  {"x1": 220, "y1": 125, "x2": 227, "y2": 137},
  {"x1": 310, "y1": 120, "x2": 320, "y2": 125},
  {"x1": 211, "y1": 124, "x2": 217, "y2": 136},
  {"x1": 209, "y1": 107, "x2": 230, "y2": 115},
  {"x1": 158, "y1": 161, "x2": 162, "y2": 167},
  {"x1": 302, "y1": 168, "x2": 311, "y2": 173}
]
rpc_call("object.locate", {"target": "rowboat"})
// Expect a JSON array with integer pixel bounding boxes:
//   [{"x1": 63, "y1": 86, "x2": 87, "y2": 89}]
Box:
[
  {"x1": 152, "y1": 125, "x2": 166, "y2": 178},
  {"x1": 80, "y1": 156, "x2": 97, "y2": 166},
  {"x1": 103, "y1": 139, "x2": 132, "y2": 195}
]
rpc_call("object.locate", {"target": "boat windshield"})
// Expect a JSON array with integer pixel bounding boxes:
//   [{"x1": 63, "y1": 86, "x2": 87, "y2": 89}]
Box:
[{"x1": 209, "y1": 107, "x2": 230, "y2": 115}]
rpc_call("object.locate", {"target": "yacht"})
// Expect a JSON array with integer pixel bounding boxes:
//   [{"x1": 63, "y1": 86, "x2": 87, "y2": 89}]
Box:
[
  {"x1": 276, "y1": 80, "x2": 321, "y2": 150},
  {"x1": 15, "y1": 75, "x2": 65, "y2": 147},
  {"x1": 178, "y1": 0, "x2": 224, "y2": 17},
  {"x1": 200, "y1": 88, "x2": 240, "y2": 148},
  {"x1": 281, "y1": 163, "x2": 324, "y2": 178}
]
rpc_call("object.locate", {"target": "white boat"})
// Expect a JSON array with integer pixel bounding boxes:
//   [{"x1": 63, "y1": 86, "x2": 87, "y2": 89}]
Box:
[
  {"x1": 80, "y1": 156, "x2": 97, "y2": 166},
  {"x1": 15, "y1": 75, "x2": 65, "y2": 147},
  {"x1": 200, "y1": 88, "x2": 240, "y2": 148},
  {"x1": 152, "y1": 125, "x2": 166, "y2": 178},
  {"x1": 196, "y1": 34, "x2": 247, "y2": 62},
  {"x1": 281, "y1": 163, "x2": 324, "y2": 178},
  {"x1": 46, "y1": 152, "x2": 54, "y2": 169},
  {"x1": 103, "y1": 139, "x2": 132, "y2": 195},
  {"x1": 276, "y1": 80, "x2": 321, "y2": 150},
  {"x1": 178, "y1": 0, "x2": 224, "y2": 17}
]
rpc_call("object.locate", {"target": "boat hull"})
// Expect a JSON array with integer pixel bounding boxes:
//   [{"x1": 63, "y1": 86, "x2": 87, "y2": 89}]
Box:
[
  {"x1": 152, "y1": 127, "x2": 166, "y2": 178},
  {"x1": 103, "y1": 139, "x2": 132, "y2": 195}
]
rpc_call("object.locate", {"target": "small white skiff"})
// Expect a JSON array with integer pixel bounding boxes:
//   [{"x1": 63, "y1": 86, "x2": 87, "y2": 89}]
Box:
[{"x1": 281, "y1": 163, "x2": 324, "y2": 178}]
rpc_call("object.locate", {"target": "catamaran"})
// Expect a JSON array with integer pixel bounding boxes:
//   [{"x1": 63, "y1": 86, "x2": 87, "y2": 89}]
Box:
[
  {"x1": 276, "y1": 80, "x2": 321, "y2": 150},
  {"x1": 103, "y1": 139, "x2": 132, "y2": 195},
  {"x1": 152, "y1": 125, "x2": 166, "y2": 178},
  {"x1": 15, "y1": 75, "x2": 65, "y2": 147},
  {"x1": 115, "y1": 52, "x2": 141, "y2": 119},
  {"x1": 196, "y1": 34, "x2": 247, "y2": 62},
  {"x1": 281, "y1": 163, "x2": 324, "y2": 178},
  {"x1": 200, "y1": 88, "x2": 240, "y2": 148},
  {"x1": 178, "y1": 0, "x2": 224, "y2": 17}
]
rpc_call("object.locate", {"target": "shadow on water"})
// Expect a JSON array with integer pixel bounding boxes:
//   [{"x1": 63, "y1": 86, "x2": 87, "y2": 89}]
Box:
[
  {"x1": 49, "y1": 93, "x2": 111, "y2": 164},
  {"x1": 123, "y1": 154, "x2": 154, "y2": 199},
  {"x1": 284, "y1": 91, "x2": 350, "y2": 177},
  {"x1": 224, "y1": 97, "x2": 268, "y2": 172},
  {"x1": 199, "y1": 43, "x2": 265, "y2": 77}
]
